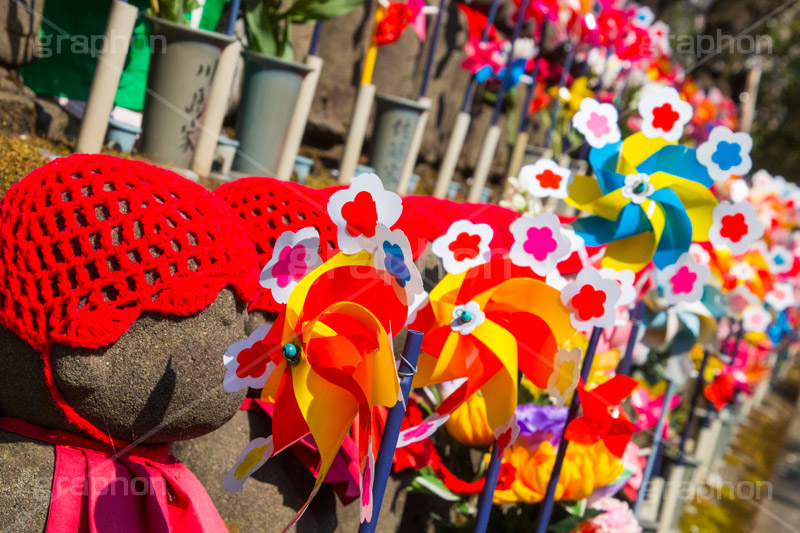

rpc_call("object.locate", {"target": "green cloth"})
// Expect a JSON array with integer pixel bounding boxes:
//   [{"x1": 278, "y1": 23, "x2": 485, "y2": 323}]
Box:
[{"x1": 20, "y1": 0, "x2": 228, "y2": 112}]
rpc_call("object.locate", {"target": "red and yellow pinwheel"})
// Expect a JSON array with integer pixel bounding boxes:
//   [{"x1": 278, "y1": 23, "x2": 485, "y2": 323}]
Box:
[
  {"x1": 223, "y1": 251, "x2": 408, "y2": 528},
  {"x1": 402, "y1": 257, "x2": 576, "y2": 439}
]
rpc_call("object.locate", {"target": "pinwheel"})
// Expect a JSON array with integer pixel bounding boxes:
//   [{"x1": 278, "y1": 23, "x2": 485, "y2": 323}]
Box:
[
  {"x1": 564, "y1": 375, "x2": 638, "y2": 458},
  {"x1": 642, "y1": 296, "x2": 718, "y2": 355},
  {"x1": 401, "y1": 255, "x2": 576, "y2": 438},
  {"x1": 566, "y1": 131, "x2": 718, "y2": 272},
  {"x1": 222, "y1": 174, "x2": 422, "y2": 529},
  {"x1": 374, "y1": 0, "x2": 429, "y2": 45}
]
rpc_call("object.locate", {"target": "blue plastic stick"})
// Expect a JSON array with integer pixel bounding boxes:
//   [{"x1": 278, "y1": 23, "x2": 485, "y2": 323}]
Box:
[
  {"x1": 633, "y1": 379, "x2": 676, "y2": 517},
  {"x1": 225, "y1": 0, "x2": 242, "y2": 36},
  {"x1": 359, "y1": 331, "x2": 423, "y2": 533},
  {"x1": 309, "y1": 22, "x2": 324, "y2": 56},
  {"x1": 473, "y1": 441, "x2": 504, "y2": 532},
  {"x1": 419, "y1": 0, "x2": 447, "y2": 97},
  {"x1": 489, "y1": 0, "x2": 530, "y2": 126},
  {"x1": 532, "y1": 326, "x2": 603, "y2": 533},
  {"x1": 616, "y1": 300, "x2": 645, "y2": 376}
]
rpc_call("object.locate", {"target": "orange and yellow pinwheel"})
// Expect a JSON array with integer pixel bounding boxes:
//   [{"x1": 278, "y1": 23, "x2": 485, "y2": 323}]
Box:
[
  {"x1": 223, "y1": 251, "x2": 408, "y2": 528},
  {"x1": 403, "y1": 257, "x2": 576, "y2": 437}
]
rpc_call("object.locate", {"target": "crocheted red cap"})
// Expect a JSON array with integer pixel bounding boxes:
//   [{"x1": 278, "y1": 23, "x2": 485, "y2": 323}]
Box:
[
  {"x1": 0, "y1": 154, "x2": 259, "y2": 443},
  {"x1": 214, "y1": 177, "x2": 341, "y2": 313}
]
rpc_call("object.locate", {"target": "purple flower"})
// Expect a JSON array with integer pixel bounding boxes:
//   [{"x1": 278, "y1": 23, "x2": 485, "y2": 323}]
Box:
[{"x1": 515, "y1": 404, "x2": 568, "y2": 448}]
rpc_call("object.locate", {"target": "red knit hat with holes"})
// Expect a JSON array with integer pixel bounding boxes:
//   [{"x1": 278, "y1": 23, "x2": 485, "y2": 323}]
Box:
[
  {"x1": 214, "y1": 177, "x2": 344, "y2": 313},
  {"x1": 0, "y1": 154, "x2": 259, "y2": 446}
]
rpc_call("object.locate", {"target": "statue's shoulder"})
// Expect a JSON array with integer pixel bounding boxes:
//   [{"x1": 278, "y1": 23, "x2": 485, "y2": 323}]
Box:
[{"x1": 0, "y1": 428, "x2": 54, "y2": 533}]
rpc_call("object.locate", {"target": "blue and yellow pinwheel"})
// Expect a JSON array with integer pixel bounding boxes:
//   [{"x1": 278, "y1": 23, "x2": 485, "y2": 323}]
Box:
[{"x1": 567, "y1": 133, "x2": 718, "y2": 272}]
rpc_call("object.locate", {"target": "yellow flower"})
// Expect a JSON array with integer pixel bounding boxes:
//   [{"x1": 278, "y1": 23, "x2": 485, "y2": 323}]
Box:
[
  {"x1": 690, "y1": 344, "x2": 723, "y2": 382},
  {"x1": 492, "y1": 441, "x2": 623, "y2": 505},
  {"x1": 445, "y1": 392, "x2": 495, "y2": 446}
]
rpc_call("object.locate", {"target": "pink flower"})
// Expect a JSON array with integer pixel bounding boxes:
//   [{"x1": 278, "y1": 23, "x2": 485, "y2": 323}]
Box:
[{"x1": 579, "y1": 497, "x2": 642, "y2": 533}]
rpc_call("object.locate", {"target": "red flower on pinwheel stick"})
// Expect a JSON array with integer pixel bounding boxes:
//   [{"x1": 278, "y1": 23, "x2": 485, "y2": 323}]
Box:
[{"x1": 564, "y1": 376, "x2": 638, "y2": 458}]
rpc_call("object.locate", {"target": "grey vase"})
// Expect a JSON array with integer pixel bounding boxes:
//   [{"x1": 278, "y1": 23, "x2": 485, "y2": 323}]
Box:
[
  {"x1": 368, "y1": 94, "x2": 428, "y2": 191},
  {"x1": 232, "y1": 51, "x2": 312, "y2": 176},
  {"x1": 140, "y1": 16, "x2": 234, "y2": 169}
]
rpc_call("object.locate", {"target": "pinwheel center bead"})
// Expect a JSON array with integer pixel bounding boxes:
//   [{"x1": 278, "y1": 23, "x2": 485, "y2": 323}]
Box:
[
  {"x1": 282, "y1": 344, "x2": 301, "y2": 364},
  {"x1": 459, "y1": 310, "x2": 473, "y2": 323},
  {"x1": 633, "y1": 181, "x2": 647, "y2": 194}
]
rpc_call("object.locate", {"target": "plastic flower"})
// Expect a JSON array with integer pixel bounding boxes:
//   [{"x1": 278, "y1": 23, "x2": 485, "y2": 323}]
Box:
[
  {"x1": 696, "y1": 126, "x2": 753, "y2": 182},
  {"x1": 708, "y1": 201, "x2": 765, "y2": 255},
  {"x1": 445, "y1": 392, "x2": 495, "y2": 446},
  {"x1": 638, "y1": 86, "x2": 692, "y2": 142},
  {"x1": 431, "y1": 219, "x2": 493, "y2": 274},
  {"x1": 567, "y1": 131, "x2": 717, "y2": 272},
  {"x1": 576, "y1": 497, "x2": 642, "y2": 533},
  {"x1": 259, "y1": 227, "x2": 323, "y2": 304},
  {"x1": 599, "y1": 268, "x2": 637, "y2": 307},
  {"x1": 742, "y1": 305, "x2": 771, "y2": 333},
  {"x1": 520, "y1": 158, "x2": 573, "y2": 199},
  {"x1": 492, "y1": 440, "x2": 624, "y2": 504},
  {"x1": 573, "y1": 97, "x2": 622, "y2": 149},
  {"x1": 516, "y1": 404, "x2": 568, "y2": 448},
  {"x1": 765, "y1": 282, "x2": 795, "y2": 312},
  {"x1": 399, "y1": 256, "x2": 576, "y2": 443},
  {"x1": 509, "y1": 213, "x2": 572, "y2": 276},
  {"x1": 766, "y1": 245, "x2": 794, "y2": 275},
  {"x1": 560, "y1": 268, "x2": 622, "y2": 330},
  {"x1": 661, "y1": 252, "x2": 710, "y2": 305},
  {"x1": 631, "y1": 386, "x2": 681, "y2": 439},
  {"x1": 565, "y1": 375, "x2": 638, "y2": 457},
  {"x1": 327, "y1": 173, "x2": 403, "y2": 254}
]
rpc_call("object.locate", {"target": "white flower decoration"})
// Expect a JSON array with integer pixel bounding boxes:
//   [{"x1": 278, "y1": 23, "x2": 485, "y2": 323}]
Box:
[
  {"x1": 259, "y1": 227, "x2": 322, "y2": 304},
  {"x1": 648, "y1": 21, "x2": 671, "y2": 56},
  {"x1": 519, "y1": 158, "x2": 574, "y2": 199},
  {"x1": 222, "y1": 324, "x2": 276, "y2": 393},
  {"x1": 396, "y1": 413, "x2": 450, "y2": 448},
  {"x1": 600, "y1": 268, "x2": 637, "y2": 307},
  {"x1": 696, "y1": 126, "x2": 753, "y2": 182},
  {"x1": 432, "y1": 220, "x2": 493, "y2": 274},
  {"x1": 766, "y1": 282, "x2": 796, "y2": 312},
  {"x1": 360, "y1": 437, "x2": 375, "y2": 524},
  {"x1": 689, "y1": 243, "x2": 711, "y2": 267},
  {"x1": 509, "y1": 213, "x2": 572, "y2": 276},
  {"x1": 406, "y1": 290, "x2": 430, "y2": 325},
  {"x1": 661, "y1": 252, "x2": 710, "y2": 305},
  {"x1": 742, "y1": 305, "x2": 771, "y2": 334},
  {"x1": 638, "y1": 86, "x2": 692, "y2": 142},
  {"x1": 726, "y1": 286, "x2": 759, "y2": 315},
  {"x1": 373, "y1": 224, "x2": 424, "y2": 301},
  {"x1": 223, "y1": 436, "x2": 274, "y2": 494},
  {"x1": 327, "y1": 173, "x2": 403, "y2": 254},
  {"x1": 767, "y1": 245, "x2": 794, "y2": 275},
  {"x1": 634, "y1": 6, "x2": 655, "y2": 26},
  {"x1": 621, "y1": 173, "x2": 655, "y2": 204},
  {"x1": 450, "y1": 301, "x2": 486, "y2": 335},
  {"x1": 572, "y1": 97, "x2": 622, "y2": 149},
  {"x1": 560, "y1": 267, "x2": 622, "y2": 330},
  {"x1": 730, "y1": 261, "x2": 756, "y2": 281},
  {"x1": 492, "y1": 413, "x2": 521, "y2": 458},
  {"x1": 547, "y1": 347, "x2": 582, "y2": 407},
  {"x1": 709, "y1": 201, "x2": 765, "y2": 255}
]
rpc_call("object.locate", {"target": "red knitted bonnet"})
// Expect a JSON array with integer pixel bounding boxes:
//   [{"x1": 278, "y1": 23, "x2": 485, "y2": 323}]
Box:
[
  {"x1": 214, "y1": 177, "x2": 344, "y2": 313},
  {"x1": 0, "y1": 154, "x2": 259, "y2": 444}
]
